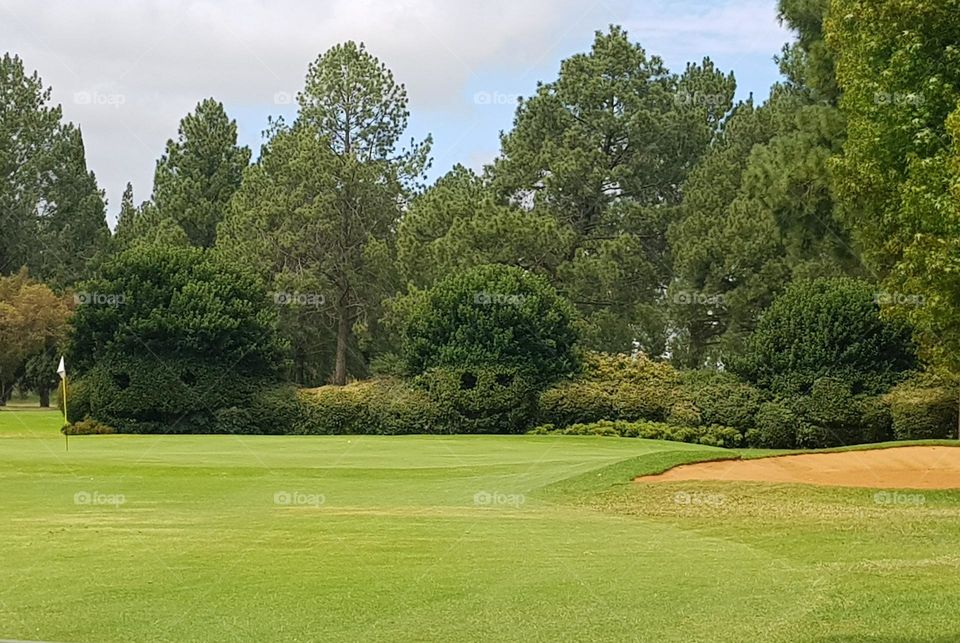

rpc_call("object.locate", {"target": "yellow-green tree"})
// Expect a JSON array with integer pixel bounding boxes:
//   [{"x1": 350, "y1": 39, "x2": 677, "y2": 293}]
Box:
[{"x1": 0, "y1": 271, "x2": 70, "y2": 405}]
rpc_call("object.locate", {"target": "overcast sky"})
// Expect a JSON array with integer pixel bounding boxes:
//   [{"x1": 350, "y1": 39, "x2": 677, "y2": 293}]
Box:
[{"x1": 0, "y1": 0, "x2": 790, "y2": 227}]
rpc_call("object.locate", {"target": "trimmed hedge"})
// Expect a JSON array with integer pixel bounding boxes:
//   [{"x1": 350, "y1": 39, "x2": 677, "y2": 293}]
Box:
[
  {"x1": 756, "y1": 378, "x2": 894, "y2": 449},
  {"x1": 415, "y1": 366, "x2": 539, "y2": 434},
  {"x1": 296, "y1": 379, "x2": 443, "y2": 435},
  {"x1": 399, "y1": 263, "x2": 580, "y2": 384},
  {"x1": 65, "y1": 245, "x2": 290, "y2": 434},
  {"x1": 538, "y1": 354, "x2": 767, "y2": 434},
  {"x1": 528, "y1": 420, "x2": 743, "y2": 448},
  {"x1": 296, "y1": 368, "x2": 540, "y2": 435},
  {"x1": 66, "y1": 356, "x2": 299, "y2": 434},
  {"x1": 537, "y1": 353, "x2": 684, "y2": 426}
]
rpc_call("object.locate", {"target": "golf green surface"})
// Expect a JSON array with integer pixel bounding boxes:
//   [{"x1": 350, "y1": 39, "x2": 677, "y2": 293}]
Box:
[{"x1": 2, "y1": 410, "x2": 959, "y2": 642}]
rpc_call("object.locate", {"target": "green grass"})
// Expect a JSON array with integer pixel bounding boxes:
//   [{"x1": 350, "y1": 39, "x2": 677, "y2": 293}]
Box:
[{"x1": 2, "y1": 410, "x2": 959, "y2": 642}]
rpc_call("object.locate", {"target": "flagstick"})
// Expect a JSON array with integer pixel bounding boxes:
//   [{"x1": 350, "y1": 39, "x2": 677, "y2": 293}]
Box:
[
  {"x1": 63, "y1": 374, "x2": 68, "y2": 424},
  {"x1": 57, "y1": 356, "x2": 69, "y2": 451},
  {"x1": 63, "y1": 377, "x2": 69, "y2": 452}
]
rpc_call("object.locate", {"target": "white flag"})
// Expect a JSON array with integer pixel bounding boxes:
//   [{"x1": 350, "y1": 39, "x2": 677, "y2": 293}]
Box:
[{"x1": 57, "y1": 356, "x2": 66, "y2": 380}]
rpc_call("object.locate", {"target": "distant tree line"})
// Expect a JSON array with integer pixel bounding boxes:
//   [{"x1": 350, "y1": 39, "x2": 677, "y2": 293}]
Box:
[{"x1": 1, "y1": 1, "x2": 958, "y2": 434}]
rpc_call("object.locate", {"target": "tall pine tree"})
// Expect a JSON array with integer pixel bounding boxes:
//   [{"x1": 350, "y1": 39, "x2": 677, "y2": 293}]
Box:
[{"x1": 151, "y1": 98, "x2": 250, "y2": 248}]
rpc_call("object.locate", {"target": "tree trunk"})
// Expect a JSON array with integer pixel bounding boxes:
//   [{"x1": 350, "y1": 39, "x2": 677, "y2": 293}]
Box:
[
  {"x1": 333, "y1": 306, "x2": 350, "y2": 386},
  {"x1": 39, "y1": 386, "x2": 50, "y2": 408}
]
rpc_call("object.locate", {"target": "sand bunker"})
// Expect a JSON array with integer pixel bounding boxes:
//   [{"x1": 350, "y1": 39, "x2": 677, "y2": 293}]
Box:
[{"x1": 636, "y1": 446, "x2": 960, "y2": 489}]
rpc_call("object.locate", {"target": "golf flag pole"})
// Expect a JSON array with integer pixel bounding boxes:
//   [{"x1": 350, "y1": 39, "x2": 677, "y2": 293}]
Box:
[{"x1": 57, "y1": 357, "x2": 68, "y2": 450}]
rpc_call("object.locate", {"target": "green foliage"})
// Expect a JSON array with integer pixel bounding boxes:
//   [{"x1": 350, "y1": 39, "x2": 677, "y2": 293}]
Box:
[
  {"x1": 746, "y1": 401, "x2": 799, "y2": 449},
  {"x1": 883, "y1": 376, "x2": 958, "y2": 441},
  {"x1": 733, "y1": 278, "x2": 917, "y2": 395},
  {"x1": 399, "y1": 264, "x2": 579, "y2": 384},
  {"x1": 396, "y1": 166, "x2": 570, "y2": 288},
  {"x1": 218, "y1": 41, "x2": 430, "y2": 385},
  {"x1": 666, "y1": 0, "x2": 859, "y2": 368},
  {"x1": 679, "y1": 370, "x2": 765, "y2": 431},
  {"x1": 538, "y1": 354, "x2": 764, "y2": 432},
  {"x1": 537, "y1": 381, "x2": 618, "y2": 427},
  {"x1": 529, "y1": 420, "x2": 743, "y2": 448},
  {"x1": 296, "y1": 379, "x2": 443, "y2": 435},
  {"x1": 61, "y1": 417, "x2": 115, "y2": 435},
  {"x1": 0, "y1": 54, "x2": 109, "y2": 287},
  {"x1": 480, "y1": 26, "x2": 737, "y2": 354},
  {"x1": 68, "y1": 245, "x2": 291, "y2": 433},
  {"x1": 148, "y1": 98, "x2": 251, "y2": 248},
  {"x1": 0, "y1": 271, "x2": 70, "y2": 404},
  {"x1": 787, "y1": 377, "x2": 867, "y2": 447},
  {"x1": 827, "y1": 0, "x2": 960, "y2": 375},
  {"x1": 415, "y1": 366, "x2": 539, "y2": 434},
  {"x1": 297, "y1": 367, "x2": 542, "y2": 436},
  {"x1": 667, "y1": 88, "x2": 856, "y2": 367}
]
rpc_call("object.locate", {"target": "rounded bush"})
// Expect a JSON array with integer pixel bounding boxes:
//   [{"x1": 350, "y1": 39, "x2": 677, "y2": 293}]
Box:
[
  {"x1": 61, "y1": 418, "x2": 115, "y2": 435},
  {"x1": 416, "y1": 366, "x2": 539, "y2": 434},
  {"x1": 399, "y1": 264, "x2": 579, "y2": 384},
  {"x1": 68, "y1": 245, "x2": 290, "y2": 433},
  {"x1": 537, "y1": 381, "x2": 615, "y2": 427},
  {"x1": 732, "y1": 278, "x2": 917, "y2": 396},
  {"x1": 748, "y1": 402, "x2": 798, "y2": 449},
  {"x1": 679, "y1": 370, "x2": 764, "y2": 431},
  {"x1": 884, "y1": 379, "x2": 958, "y2": 440}
]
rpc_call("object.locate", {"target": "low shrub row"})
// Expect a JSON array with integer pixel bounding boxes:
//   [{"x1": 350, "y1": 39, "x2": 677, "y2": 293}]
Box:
[
  {"x1": 61, "y1": 418, "x2": 116, "y2": 435},
  {"x1": 296, "y1": 367, "x2": 538, "y2": 435},
  {"x1": 66, "y1": 372, "x2": 301, "y2": 435},
  {"x1": 67, "y1": 350, "x2": 957, "y2": 447},
  {"x1": 528, "y1": 420, "x2": 744, "y2": 448},
  {"x1": 296, "y1": 379, "x2": 444, "y2": 435},
  {"x1": 536, "y1": 355, "x2": 957, "y2": 449}
]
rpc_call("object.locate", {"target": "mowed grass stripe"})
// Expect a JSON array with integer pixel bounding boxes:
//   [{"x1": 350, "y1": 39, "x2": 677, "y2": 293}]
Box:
[{"x1": 2, "y1": 411, "x2": 959, "y2": 641}]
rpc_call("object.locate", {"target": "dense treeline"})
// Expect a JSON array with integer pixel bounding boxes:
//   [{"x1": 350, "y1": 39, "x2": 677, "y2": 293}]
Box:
[{"x1": 2, "y1": 0, "x2": 958, "y2": 444}]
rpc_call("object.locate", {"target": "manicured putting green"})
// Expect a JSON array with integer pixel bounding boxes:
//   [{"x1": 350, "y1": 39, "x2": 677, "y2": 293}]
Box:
[{"x1": 2, "y1": 410, "x2": 959, "y2": 641}]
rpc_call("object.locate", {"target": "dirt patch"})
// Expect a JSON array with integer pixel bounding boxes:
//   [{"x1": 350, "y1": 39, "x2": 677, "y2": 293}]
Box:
[{"x1": 636, "y1": 446, "x2": 960, "y2": 489}]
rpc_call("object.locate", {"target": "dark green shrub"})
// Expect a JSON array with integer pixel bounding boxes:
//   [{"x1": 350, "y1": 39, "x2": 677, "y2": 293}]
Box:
[
  {"x1": 679, "y1": 370, "x2": 764, "y2": 431},
  {"x1": 747, "y1": 402, "x2": 798, "y2": 449},
  {"x1": 614, "y1": 383, "x2": 677, "y2": 422},
  {"x1": 61, "y1": 417, "x2": 115, "y2": 435},
  {"x1": 732, "y1": 278, "x2": 916, "y2": 396},
  {"x1": 795, "y1": 422, "x2": 832, "y2": 449},
  {"x1": 884, "y1": 378, "x2": 958, "y2": 440},
  {"x1": 62, "y1": 376, "x2": 91, "y2": 423},
  {"x1": 666, "y1": 400, "x2": 702, "y2": 427},
  {"x1": 416, "y1": 366, "x2": 539, "y2": 434},
  {"x1": 67, "y1": 246, "x2": 288, "y2": 433},
  {"x1": 248, "y1": 384, "x2": 303, "y2": 435},
  {"x1": 213, "y1": 406, "x2": 256, "y2": 435},
  {"x1": 788, "y1": 378, "x2": 865, "y2": 447},
  {"x1": 859, "y1": 395, "x2": 894, "y2": 443},
  {"x1": 73, "y1": 356, "x2": 289, "y2": 434},
  {"x1": 399, "y1": 264, "x2": 579, "y2": 384},
  {"x1": 747, "y1": 377, "x2": 891, "y2": 449}
]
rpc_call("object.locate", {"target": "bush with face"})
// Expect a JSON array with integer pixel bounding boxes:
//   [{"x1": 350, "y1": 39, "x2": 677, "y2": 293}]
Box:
[{"x1": 416, "y1": 366, "x2": 539, "y2": 434}]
